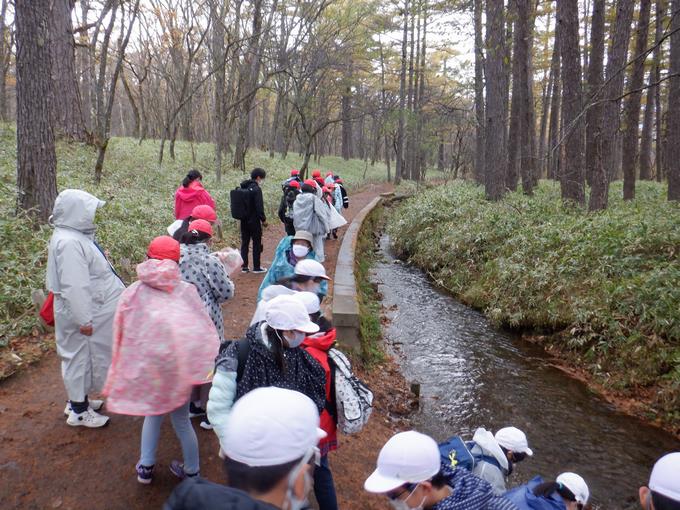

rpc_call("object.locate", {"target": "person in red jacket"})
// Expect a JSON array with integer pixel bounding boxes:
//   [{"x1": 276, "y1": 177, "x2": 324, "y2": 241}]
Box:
[
  {"x1": 298, "y1": 291, "x2": 338, "y2": 510},
  {"x1": 174, "y1": 169, "x2": 216, "y2": 220}
]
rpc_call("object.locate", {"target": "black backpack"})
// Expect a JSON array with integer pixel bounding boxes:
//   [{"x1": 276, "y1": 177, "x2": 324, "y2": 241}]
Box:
[{"x1": 230, "y1": 186, "x2": 252, "y2": 220}]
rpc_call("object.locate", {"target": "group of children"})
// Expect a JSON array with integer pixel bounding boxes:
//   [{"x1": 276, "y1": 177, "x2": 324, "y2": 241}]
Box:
[{"x1": 44, "y1": 174, "x2": 679, "y2": 510}]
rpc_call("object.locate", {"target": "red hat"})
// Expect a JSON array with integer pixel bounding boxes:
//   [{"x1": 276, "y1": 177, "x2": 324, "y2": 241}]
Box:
[
  {"x1": 147, "y1": 235, "x2": 181, "y2": 262},
  {"x1": 291, "y1": 169, "x2": 300, "y2": 176},
  {"x1": 191, "y1": 204, "x2": 217, "y2": 222},
  {"x1": 311, "y1": 169, "x2": 321, "y2": 178},
  {"x1": 336, "y1": 178, "x2": 343, "y2": 183},
  {"x1": 188, "y1": 219, "x2": 213, "y2": 237},
  {"x1": 326, "y1": 172, "x2": 333, "y2": 177},
  {"x1": 289, "y1": 180, "x2": 301, "y2": 189},
  {"x1": 322, "y1": 186, "x2": 330, "y2": 193},
  {"x1": 303, "y1": 179, "x2": 317, "y2": 188}
]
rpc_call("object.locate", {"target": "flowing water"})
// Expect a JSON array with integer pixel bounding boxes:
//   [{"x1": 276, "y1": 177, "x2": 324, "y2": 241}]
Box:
[{"x1": 371, "y1": 234, "x2": 679, "y2": 509}]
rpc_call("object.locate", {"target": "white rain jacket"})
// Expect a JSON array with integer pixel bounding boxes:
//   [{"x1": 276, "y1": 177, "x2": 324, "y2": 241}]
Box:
[
  {"x1": 46, "y1": 189, "x2": 125, "y2": 402},
  {"x1": 470, "y1": 427, "x2": 511, "y2": 496},
  {"x1": 293, "y1": 192, "x2": 330, "y2": 262}
]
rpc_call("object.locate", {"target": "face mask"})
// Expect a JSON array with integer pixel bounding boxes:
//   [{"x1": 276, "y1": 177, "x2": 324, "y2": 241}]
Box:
[
  {"x1": 283, "y1": 330, "x2": 306, "y2": 348},
  {"x1": 389, "y1": 497, "x2": 425, "y2": 510},
  {"x1": 283, "y1": 451, "x2": 314, "y2": 510},
  {"x1": 292, "y1": 244, "x2": 310, "y2": 258}
]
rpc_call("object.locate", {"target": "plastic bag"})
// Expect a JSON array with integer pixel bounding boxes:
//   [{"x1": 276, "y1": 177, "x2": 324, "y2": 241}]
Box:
[{"x1": 214, "y1": 247, "x2": 243, "y2": 274}]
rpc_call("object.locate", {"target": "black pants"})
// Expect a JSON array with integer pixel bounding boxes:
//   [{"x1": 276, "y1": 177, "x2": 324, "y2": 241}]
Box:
[
  {"x1": 284, "y1": 219, "x2": 296, "y2": 237},
  {"x1": 240, "y1": 220, "x2": 263, "y2": 269}
]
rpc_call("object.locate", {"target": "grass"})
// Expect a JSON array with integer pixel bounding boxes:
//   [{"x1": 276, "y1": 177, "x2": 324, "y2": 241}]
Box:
[
  {"x1": 0, "y1": 123, "x2": 388, "y2": 376},
  {"x1": 387, "y1": 179, "x2": 680, "y2": 426},
  {"x1": 355, "y1": 204, "x2": 385, "y2": 364}
]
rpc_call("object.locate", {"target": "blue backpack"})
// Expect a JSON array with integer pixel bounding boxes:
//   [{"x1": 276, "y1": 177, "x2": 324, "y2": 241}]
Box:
[{"x1": 438, "y1": 436, "x2": 503, "y2": 472}]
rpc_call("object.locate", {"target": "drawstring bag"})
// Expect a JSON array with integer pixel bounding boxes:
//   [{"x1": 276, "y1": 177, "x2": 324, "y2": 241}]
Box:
[
  {"x1": 39, "y1": 292, "x2": 55, "y2": 326},
  {"x1": 327, "y1": 348, "x2": 373, "y2": 434}
]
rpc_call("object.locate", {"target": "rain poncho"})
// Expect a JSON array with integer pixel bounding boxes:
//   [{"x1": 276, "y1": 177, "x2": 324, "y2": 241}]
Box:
[
  {"x1": 471, "y1": 428, "x2": 511, "y2": 496},
  {"x1": 256, "y1": 236, "x2": 327, "y2": 301},
  {"x1": 333, "y1": 186, "x2": 343, "y2": 213},
  {"x1": 46, "y1": 189, "x2": 125, "y2": 402},
  {"x1": 179, "y1": 243, "x2": 234, "y2": 341},
  {"x1": 103, "y1": 259, "x2": 220, "y2": 416},
  {"x1": 293, "y1": 193, "x2": 330, "y2": 262}
]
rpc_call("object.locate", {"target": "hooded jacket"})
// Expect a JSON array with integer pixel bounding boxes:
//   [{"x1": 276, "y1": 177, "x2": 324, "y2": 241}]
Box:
[
  {"x1": 503, "y1": 477, "x2": 567, "y2": 510},
  {"x1": 164, "y1": 478, "x2": 279, "y2": 510},
  {"x1": 103, "y1": 259, "x2": 220, "y2": 416},
  {"x1": 302, "y1": 327, "x2": 338, "y2": 456},
  {"x1": 470, "y1": 428, "x2": 511, "y2": 496},
  {"x1": 46, "y1": 189, "x2": 125, "y2": 402},
  {"x1": 174, "y1": 181, "x2": 216, "y2": 220},
  {"x1": 256, "y1": 236, "x2": 327, "y2": 301},
  {"x1": 293, "y1": 192, "x2": 330, "y2": 261},
  {"x1": 431, "y1": 464, "x2": 519, "y2": 510},
  {"x1": 179, "y1": 243, "x2": 234, "y2": 341},
  {"x1": 240, "y1": 179, "x2": 266, "y2": 224}
]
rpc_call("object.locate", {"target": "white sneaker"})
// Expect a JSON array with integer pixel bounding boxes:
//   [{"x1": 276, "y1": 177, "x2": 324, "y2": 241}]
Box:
[
  {"x1": 66, "y1": 408, "x2": 110, "y2": 428},
  {"x1": 63, "y1": 399, "x2": 104, "y2": 416}
]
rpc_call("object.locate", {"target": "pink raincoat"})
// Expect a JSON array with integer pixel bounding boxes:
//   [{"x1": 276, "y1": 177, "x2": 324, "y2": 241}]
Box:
[
  {"x1": 103, "y1": 259, "x2": 220, "y2": 416},
  {"x1": 174, "y1": 181, "x2": 216, "y2": 220}
]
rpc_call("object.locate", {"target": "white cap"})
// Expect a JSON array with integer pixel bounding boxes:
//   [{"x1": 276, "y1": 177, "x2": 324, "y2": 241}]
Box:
[
  {"x1": 364, "y1": 431, "x2": 440, "y2": 494},
  {"x1": 649, "y1": 452, "x2": 680, "y2": 502},
  {"x1": 294, "y1": 259, "x2": 331, "y2": 280},
  {"x1": 292, "y1": 230, "x2": 314, "y2": 245},
  {"x1": 296, "y1": 291, "x2": 321, "y2": 314},
  {"x1": 222, "y1": 387, "x2": 326, "y2": 466},
  {"x1": 556, "y1": 472, "x2": 589, "y2": 505},
  {"x1": 494, "y1": 426, "x2": 533, "y2": 456},
  {"x1": 260, "y1": 284, "x2": 296, "y2": 302},
  {"x1": 265, "y1": 295, "x2": 319, "y2": 333}
]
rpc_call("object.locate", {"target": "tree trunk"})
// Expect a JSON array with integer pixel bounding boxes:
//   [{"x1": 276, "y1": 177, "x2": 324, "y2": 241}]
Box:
[
  {"x1": 210, "y1": 0, "x2": 226, "y2": 182},
  {"x1": 639, "y1": 69, "x2": 655, "y2": 181},
  {"x1": 396, "y1": 0, "x2": 409, "y2": 185},
  {"x1": 341, "y1": 61, "x2": 352, "y2": 160},
  {"x1": 506, "y1": 33, "x2": 521, "y2": 192},
  {"x1": 668, "y1": 0, "x2": 680, "y2": 200},
  {"x1": 0, "y1": 0, "x2": 9, "y2": 121},
  {"x1": 585, "y1": 0, "x2": 606, "y2": 210},
  {"x1": 654, "y1": 0, "x2": 666, "y2": 182},
  {"x1": 473, "y1": 0, "x2": 485, "y2": 185},
  {"x1": 557, "y1": 0, "x2": 585, "y2": 204},
  {"x1": 621, "y1": 0, "x2": 652, "y2": 199},
  {"x1": 547, "y1": 21, "x2": 561, "y2": 181},
  {"x1": 518, "y1": 0, "x2": 537, "y2": 194},
  {"x1": 50, "y1": 0, "x2": 88, "y2": 141},
  {"x1": 484, "y1": 0, "x2": 507, "y2": 200},
  {"x1": 16, "y1": 0, "x2": 58, "y2": 222},
  {"x1": 601, "y1": 0, "x2": 635, "y2": 183}
]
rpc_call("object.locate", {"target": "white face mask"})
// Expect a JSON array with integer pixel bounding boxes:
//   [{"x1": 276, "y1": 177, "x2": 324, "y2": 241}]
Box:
[
  {"x1": 283, "y1": 449, "x2": 315, "y2": 510},
  {"x1": 388, "y1": 485, "x2": 425, "y2": 510},
  {"x1": 283, "y1": 330, "x2": 306, "y2": 348},
  {"x1": 292, "y1": 244, "x2": 310, "y2": 258}
]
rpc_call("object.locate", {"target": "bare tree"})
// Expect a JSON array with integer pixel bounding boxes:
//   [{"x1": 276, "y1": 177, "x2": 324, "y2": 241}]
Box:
[
  {"x1": 668, "y1": 0, "x2": 680, "y2": 200},
  {"x1": 396, "y1": 0, "x2": 409, "y2": 185},
  {"x1": 557, "y1": 0, "x2": 584, "y2": 204},
  {"x1": 621, "y1": 0, "x2": 652, "y2": 200},
  {"x1": 15, "y1": 0, "x2": 57, "y2": 222},
  {"x1": 473, "y1": 0, "x2": 485, "y2": 184},
  {"x1": 586, "y1": 0, "x2": 606, "y2": 211}
]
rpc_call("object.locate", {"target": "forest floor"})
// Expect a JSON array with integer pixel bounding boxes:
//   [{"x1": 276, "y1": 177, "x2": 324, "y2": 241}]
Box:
[{"x1": 0, "y1": 182, "x2": 420, "y2": 510}]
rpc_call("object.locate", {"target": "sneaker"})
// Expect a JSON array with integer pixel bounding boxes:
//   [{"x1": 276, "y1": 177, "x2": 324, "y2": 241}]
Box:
[
  {"x1": 199, "y1": 417, "x2": 213, "y2": 430},
  {"x1": 188, "y1": 402, "x2": 206, "y2": 418},
  {"x1": 136, "y1": 463, "x2": 154, "y2": 485},
  {"x1": 66, "y1": 408, "x2": 110, "y2": 428},
  {"x1": 169, "y1": 460, "x2": 198, "y2": 480},
  {"x1": 252, "y1": 267, "x2": 268, "y2": 274},
  {"x1": 241, "y1": 267, "x2": 250, "y2": 273},
  {"x1": 63, "y1": 399, "x2": 104, "y2": 416}
]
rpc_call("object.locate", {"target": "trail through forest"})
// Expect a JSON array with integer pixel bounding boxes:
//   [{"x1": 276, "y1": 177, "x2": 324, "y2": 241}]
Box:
[{"x1": 0, "y1": 183, "x2": 407, "y2": 510}]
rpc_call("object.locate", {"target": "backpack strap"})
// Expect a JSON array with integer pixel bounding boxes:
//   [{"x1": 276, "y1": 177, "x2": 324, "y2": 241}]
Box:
[
  {"x1": 324, "y1": 354, "x2": 338, "y2": 423},
  {"x1": 236, "y1": 337, "x2": 250, "y2": 383}
]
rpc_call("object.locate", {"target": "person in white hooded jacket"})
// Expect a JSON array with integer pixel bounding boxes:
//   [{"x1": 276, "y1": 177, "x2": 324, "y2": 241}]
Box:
[
  {"x1": 292, "y1": 181, "x2": 330, "y2": 262},
  {"x1": 46, "y1": 189, "x2": 125, "y2": 428}
]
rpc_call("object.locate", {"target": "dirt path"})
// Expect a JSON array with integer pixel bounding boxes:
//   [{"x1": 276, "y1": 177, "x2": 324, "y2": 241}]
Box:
[{"x1": 0, "y1": 182, "x2": 409, "y2": 510}]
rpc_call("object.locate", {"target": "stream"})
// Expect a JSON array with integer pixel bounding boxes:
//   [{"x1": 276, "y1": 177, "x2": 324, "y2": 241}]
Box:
[{"x1": 371, "y1": 234, "x2": 679, "y2": 509}]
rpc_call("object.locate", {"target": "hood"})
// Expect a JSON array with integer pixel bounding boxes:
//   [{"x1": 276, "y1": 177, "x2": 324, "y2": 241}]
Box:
[
  {"x1": 472, "y1": 427, "x2": 509, "y2": 471},
  {"x1": 522, "y1": 477, "x2": 565, "y2": 510},
  {"x1": 176, "y1": 182, "x2": 205, "y2": 200},
  {"x1": 302, "y1": 327, "x2": 336, "y2": 351},
  {"x1": 51, "y1": 189, "x2": 104, "y2": 234},
  {"x1": 136, "y1": 258, "x2": 181, "y2": 292}
]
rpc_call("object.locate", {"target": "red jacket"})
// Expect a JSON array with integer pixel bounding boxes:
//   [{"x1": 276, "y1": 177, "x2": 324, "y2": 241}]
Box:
[
  {"x1": 302, "y1": 328, "x2": 338, "y2": 455},
  {"x1": 174, "y1": 181, "x2": 216, "y2": 220}
]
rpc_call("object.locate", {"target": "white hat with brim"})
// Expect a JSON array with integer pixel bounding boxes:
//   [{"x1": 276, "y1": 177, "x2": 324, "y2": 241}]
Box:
[
  {"x1": 223, "y1": 387, "x2": 326, "y2": 467},
  {"x1": 494, "y1": 426, "x2": 533, "y2": 456},
  {"x1": 295, "y1": 291, "x2": 321, "y2": 314},
  {"x1": 364, "y1": 431, "x2": 441, "y2": 494},
  {"x1": 265, "y1": 295, "x2": 319, "y2": 333},
  {"x1": 649, "y1": 452, "x2": 680, "y2": 502},
  {"x1": 556, "y1": 472, "x2": 589, "y2": 505},
  {"x1": 294, "y1": 258, "x2": 331, "y2": 281}
]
